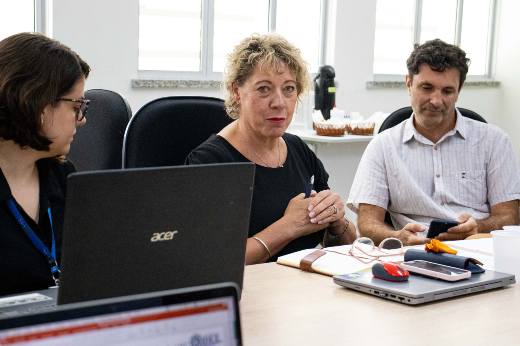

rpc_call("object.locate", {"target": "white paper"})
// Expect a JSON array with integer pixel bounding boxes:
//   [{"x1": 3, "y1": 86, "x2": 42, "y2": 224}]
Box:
[{"x1": 444, "y1": 238, "x2": 494, "y2": 254}]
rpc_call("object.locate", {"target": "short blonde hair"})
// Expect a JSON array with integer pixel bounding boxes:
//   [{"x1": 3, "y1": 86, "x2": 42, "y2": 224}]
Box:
[{"x1": 222, "y1": 32, "x2": 311, "y2": 119}]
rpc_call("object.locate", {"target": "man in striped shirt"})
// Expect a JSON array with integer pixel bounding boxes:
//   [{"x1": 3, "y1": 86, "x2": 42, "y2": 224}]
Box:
[{"x1": 347, "y1": 39, "x2": 520, "y2": 246}]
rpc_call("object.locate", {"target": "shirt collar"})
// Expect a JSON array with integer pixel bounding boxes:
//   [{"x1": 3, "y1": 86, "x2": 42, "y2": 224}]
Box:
[
  {"x1": 403, "y1": 107, "x2": 466, "y2": 144},
  {"x1": 452, "y1": 108, "x2": 467, "y2": 139}
]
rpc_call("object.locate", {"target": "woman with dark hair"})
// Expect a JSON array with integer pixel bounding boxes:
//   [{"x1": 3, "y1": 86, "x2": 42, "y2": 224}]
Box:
[{"x1": 0, "y1": 32, "x2": 90, "y2": 295}]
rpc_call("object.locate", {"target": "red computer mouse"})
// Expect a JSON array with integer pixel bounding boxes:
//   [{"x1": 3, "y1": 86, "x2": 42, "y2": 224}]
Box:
[{"x1": 372, "y1": 261, "x2": 409, "y2": 282}]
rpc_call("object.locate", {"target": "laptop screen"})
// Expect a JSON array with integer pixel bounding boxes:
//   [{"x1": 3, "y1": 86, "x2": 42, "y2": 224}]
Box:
[{"x1": 0, "y1": 288, "x2": 241, "y2": 345}]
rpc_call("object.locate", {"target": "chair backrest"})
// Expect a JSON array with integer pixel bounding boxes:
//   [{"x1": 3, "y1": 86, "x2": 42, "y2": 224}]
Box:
[
  {"x1": 123, "y1": 96, "x2": 233, "y2": 168},
  {"x1": 378, "y1": 106, "x2": 486, "y2": 134},
  {"x1": 67, "y1": 89, "x2": 132, "y2": 171}
]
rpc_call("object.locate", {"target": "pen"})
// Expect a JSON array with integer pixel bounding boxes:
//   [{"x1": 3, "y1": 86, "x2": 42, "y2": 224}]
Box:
[{"x1": 304, "y1": 175, "x2": 314, "y2": 199}]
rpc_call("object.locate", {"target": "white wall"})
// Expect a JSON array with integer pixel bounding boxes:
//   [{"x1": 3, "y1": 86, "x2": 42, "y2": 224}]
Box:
[
  {"x1": 495, "y1": 0, "x2": 520, "y2": 160},
  {"x1": 52, "y1": 0, "x2": 514, "y2": 224}
]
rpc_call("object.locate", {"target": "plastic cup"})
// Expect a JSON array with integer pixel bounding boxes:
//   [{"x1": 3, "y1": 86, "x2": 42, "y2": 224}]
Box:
[
  {"x1": 491, "y1": 230, "x2": 520, "y2": 278},
  {"x1": 502, "y1": 225, "x2": 520, "y2": 231}
]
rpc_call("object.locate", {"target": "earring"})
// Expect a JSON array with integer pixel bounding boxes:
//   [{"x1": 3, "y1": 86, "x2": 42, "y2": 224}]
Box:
[{"x1": 41, "y1": 118, "x2": 43, "y2": 125}]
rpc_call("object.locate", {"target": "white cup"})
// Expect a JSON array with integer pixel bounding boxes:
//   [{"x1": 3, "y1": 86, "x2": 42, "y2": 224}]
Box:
[
  {"x1": 502, "y1": 225, "x2": 520, "y2": 231},
  {"x1": 491, "y1": 230, "x2": 520, "y2": 278}
]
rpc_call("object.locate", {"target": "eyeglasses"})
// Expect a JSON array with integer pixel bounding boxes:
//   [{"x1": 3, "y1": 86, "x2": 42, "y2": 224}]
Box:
[
  {"x1": 322, "y1": 237, "x2": 405, "y2": 264},
  {"x1": 55, "y1": 98, "x2": 90, "y2": 121},
  {"x1": 348, "y1": 237, "x2": 405, "y2": 264}
]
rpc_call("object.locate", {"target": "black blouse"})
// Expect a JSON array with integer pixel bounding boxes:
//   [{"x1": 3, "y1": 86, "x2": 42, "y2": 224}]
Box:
[
  {"x1": 186, "y1": 133, "x2": 330, "y2": 261},
  {"x1": 0, "y1": 158, "x2": 76, "y2": 296}
]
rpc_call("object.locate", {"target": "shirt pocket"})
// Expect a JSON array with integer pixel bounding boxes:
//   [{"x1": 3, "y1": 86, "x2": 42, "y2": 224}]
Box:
[{"x1": 447, "y1": 170, "x2": 487, "y2": 209}]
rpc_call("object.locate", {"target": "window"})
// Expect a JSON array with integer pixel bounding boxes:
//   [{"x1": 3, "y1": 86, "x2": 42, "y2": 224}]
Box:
[
  {"x1": 0, "y1": 0, "x2": 35, "y2": 40},
  {"x1": 373, "y1": 0, "x2": 496, "y2": 77},
  {"x1": 0, "y1": 0, "x2": 50, "y2": 41},
  {"x1": 138, "y1": 0, "x2": 327, "y2": 78}
]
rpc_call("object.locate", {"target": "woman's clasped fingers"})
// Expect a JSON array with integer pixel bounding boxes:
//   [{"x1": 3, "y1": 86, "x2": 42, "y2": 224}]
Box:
[{"x1": 308, "y1": 190, "x2": 345, "y2": 224}]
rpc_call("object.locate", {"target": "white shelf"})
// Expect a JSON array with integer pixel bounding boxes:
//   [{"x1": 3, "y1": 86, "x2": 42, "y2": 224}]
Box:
[{"x1": 287, "y1": 129, "x2": 374, "y2": 144}]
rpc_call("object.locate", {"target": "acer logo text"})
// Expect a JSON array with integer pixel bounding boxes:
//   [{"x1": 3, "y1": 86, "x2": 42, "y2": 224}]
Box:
[{"x1": 151, "y1": 231, "x2": 178, "y2": 242}]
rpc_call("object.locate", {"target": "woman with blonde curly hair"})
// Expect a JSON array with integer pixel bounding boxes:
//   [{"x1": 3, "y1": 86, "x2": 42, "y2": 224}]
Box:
[{"x1": 187, "y1": 33, "x2": 355, "y2": 264}]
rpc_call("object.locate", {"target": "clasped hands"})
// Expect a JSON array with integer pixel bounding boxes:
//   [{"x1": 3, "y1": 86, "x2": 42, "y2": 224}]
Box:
[
  {"x1": 284, "y1": 189, "x2": 345, "y2": 238},
  {"x1": 398, "y1": 212, "x2": 478, "y2": 245}
]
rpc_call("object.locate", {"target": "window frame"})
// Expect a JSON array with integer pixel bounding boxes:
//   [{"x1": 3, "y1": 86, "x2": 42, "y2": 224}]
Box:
[
  {"x1": 35, "y1": 0, "x2": 52, "y2": 37},
  {"x1": 137, "y1": 0, "x2": 331, "y2": 80},
  {"x1": 374, "y1": 0, "x2": 498, "y2": 80}
]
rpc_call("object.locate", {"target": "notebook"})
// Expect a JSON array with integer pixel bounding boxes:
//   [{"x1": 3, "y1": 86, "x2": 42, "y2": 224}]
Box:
[
  {"x1": 59, "y1": 163, "x2": 254, "y2": 305},
  {"x1": 334, "y1": 269, "x2": 515, "y2": 305},
  {"x1": 0, "y1": 282, "x2": 242, "y2": 345},
  {"x1": 0, "y1": 163, "x2": 254, "y2": 315}
]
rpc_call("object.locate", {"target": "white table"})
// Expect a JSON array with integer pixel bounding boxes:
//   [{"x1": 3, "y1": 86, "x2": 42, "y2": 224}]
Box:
[
  {"x1": 287, "y1": 129, "x2": 374, "y2": 155},
  {"x1": 240, "y1": 240, "x2": 518, "y2": 346}
]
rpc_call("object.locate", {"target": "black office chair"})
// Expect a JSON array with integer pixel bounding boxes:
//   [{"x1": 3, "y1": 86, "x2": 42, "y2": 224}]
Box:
[
  {"x1": 67, "y1": 89, "x2": 132, "y2": 171},
  {"x1": 379, "y1": 106, "x2": 486, "y2": 228},
  {"x1": 379, "y1": 106, "x2": 486, "y2": 134},
  {"x1": 123, "y1": 96, "x2": 233, "y2": 168}
]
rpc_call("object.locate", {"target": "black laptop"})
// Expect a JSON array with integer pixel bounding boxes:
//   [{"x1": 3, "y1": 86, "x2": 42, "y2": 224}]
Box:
[
  {"x1": 59, "y1": 163, "x2": 254, "y2": 304},
  {"x1": 0, "y1": 163, "x2": 254, "y2": 315},
  {"x1": 0, "y1": 282, "x2": 242, "y2": 345}
]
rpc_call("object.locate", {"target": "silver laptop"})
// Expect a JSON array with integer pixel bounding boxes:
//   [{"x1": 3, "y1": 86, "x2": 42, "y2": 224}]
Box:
[
  {"x1": 0, "y1": 288, "x2": 58, "y2": 318},
  {"x1": 0, "y1": 163, "x2": 254, "y2": 315},
  {"x1": 334, "y1": 269, "x2": 515, "y2": 305},
  {"x1": 0, "y1": 283, "x2": 242, "y2": 346}
]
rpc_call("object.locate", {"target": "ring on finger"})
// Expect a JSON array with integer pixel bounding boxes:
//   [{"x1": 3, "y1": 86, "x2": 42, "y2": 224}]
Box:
[{"x1": 332, "y1": 204, "x2": 338, "y2": 214}]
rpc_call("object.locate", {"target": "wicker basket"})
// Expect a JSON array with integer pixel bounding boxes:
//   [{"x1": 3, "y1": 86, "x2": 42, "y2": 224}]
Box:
[
  {"x1": 346, "y1": 122, "x2": 375, "y2": 135},
  {"x1": 314, "y1": 122, "x2": 346, "y2": 136}
]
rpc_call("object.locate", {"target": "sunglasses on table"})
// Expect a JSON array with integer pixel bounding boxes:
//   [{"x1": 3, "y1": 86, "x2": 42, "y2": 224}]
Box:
[
  {"x1": 55, "y1": 98, "x2": 90, "y2": 121},
  {"x1": 324, "y1": 237, "x2": 405, "y2": 264}
]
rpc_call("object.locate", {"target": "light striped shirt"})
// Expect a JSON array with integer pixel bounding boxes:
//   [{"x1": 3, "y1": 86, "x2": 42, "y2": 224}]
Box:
[{"x1": 347, "y1": 108, "x2": 520, "y2": 237}]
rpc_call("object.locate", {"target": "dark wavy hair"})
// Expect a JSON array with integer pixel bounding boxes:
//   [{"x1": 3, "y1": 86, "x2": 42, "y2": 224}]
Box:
[
  {"x1": 406, "y1": 39, "x2": 470, "y2": 90},
  {"x1": 0, "y1": 32, "x2": 90, "y2": 151}
]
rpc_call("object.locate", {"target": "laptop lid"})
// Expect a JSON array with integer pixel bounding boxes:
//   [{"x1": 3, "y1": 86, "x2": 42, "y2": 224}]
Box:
[
  {"x1": 333, "y1": 269, "x2": 515, "y2": 305},
  {"x1": 58, "y1": 163, "x2": 254, "y2": 305},
  {"x1": 0, "y1": 283, "x2": 242, "y2": 346}
]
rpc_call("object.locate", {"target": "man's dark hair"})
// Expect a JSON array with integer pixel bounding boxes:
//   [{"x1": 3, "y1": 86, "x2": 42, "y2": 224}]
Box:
[
  {"x1": 0, "y1": 32, "x2": 90, "y2": 151},
  {"x1": 406, "y1": 39, "x2": 470, "y2": 90}
]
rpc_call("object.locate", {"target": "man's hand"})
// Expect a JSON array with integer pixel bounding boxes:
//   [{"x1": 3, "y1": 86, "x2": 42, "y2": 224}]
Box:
[
  {"x1": 437, "y1": 213, "x2": 477, "y2": 241},
  {"x1": 396, "y1": 223, "x2": 429, "y2": 246},
  {"x1": 358, "y1": 204, "x2": 430, "y2": 246}
]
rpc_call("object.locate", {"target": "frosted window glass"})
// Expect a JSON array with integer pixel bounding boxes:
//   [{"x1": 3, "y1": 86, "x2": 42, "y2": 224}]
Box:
[
  {"x1": 0, "y1": 0, "x2": 34, "y2": 41},
  {"x1": 373, "y1": 0, "x2": 414, "y2": 75},
  {"x1": 276, "y1": 0, "x2": 321, "y2": 72},
  {"x1": 139, "y1": 0, "x2": 202, "y2": 72},
  {"x1": 420, "y1": 0, "x2": 457, "y2": 44},
  {"x1": 213, "y1": 0, "x2": 269, "y2": 73},
  {"x1": 461, "y1": 0, "x2": 491, "y2": 75}
]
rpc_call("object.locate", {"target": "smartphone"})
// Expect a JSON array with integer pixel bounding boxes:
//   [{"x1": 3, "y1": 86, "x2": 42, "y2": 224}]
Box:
[
  {"x1": 426, "y1": 218, "x2": 458, "y2": 238},
  {"x1": 401, "y1": 260, "x2": 471, "y2": 282}
]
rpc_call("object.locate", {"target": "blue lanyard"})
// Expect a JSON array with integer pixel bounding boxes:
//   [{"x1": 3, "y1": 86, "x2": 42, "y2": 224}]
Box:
[{"x1": 6, "y1": 198, "x2": 60, "y2": 284}]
